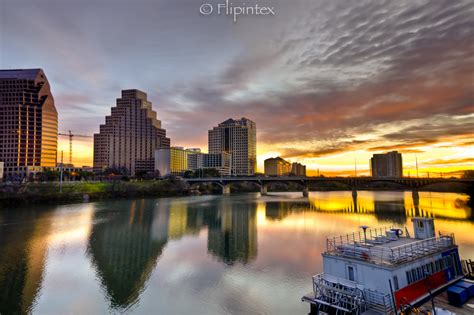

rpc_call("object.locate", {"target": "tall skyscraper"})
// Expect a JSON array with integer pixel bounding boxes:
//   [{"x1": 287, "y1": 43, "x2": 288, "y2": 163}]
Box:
[
  {"x1": 94, "y1": 89, "x2": 170, "y2": 175},
  {"x1": 208, "y1": 118, "x2": 256, "y2": 176},
  {"x1": 0, "y1": 69, "x2": 58, "y2": 179},
  {"x1": 370, "y1": 151, "x2": 403, "y2": 177}
]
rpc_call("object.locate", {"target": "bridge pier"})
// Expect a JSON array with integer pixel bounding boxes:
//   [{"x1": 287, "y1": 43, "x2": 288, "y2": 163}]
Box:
[
  {"x1": 352, "y1": 188, "x2": 358, "y2": 198},
  {"x1": 222, "y1": 184, "x2": 231, "y2": 195},
  {"x1": 260, "y1": 184, "x2": 268, "y2": 196},
  {"x1": 412, "y1": 189, "x2": 419, "y2": 205},
  {"x1": 302, "y1": 187, "x2": 309, "y2": 197}
]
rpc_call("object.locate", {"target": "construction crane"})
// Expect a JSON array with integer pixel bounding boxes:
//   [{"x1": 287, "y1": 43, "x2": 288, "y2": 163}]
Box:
[{"x1": 58, "y1": 130, "x2": 93, "y2": 165}]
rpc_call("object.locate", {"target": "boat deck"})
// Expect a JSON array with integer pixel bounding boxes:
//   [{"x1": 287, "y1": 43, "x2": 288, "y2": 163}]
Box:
[
  {"x1": 419, "y1": 290, "x2": 474, "y2": 314},
  {"x1": 325, "y1": 227, "x2": 456, "y2": 266}
]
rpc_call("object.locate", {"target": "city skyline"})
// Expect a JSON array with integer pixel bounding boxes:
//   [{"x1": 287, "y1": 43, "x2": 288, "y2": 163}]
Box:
[{"x1": 1, "y1": 0, "x2": 473, "y2": 176}]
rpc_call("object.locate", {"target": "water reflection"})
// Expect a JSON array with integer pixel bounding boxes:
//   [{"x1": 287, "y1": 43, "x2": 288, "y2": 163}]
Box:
[
  {"x1": 87, "y1": 197, "x2": 259, "y2": 310},
  {"x1": 307, "y1": 191, "x2": 472, "y2": 222},
  {"x1": 205, "y1": 198, "x2": 257, "y2": 265},
  {"x1": 0, "y1": 191, "x2": 473, "y2": 314},
  {"x1": 0, "y1": 210, "x2": 51, "y2": 314},
  {"x1": 88, "y1": 199, "x2": 166, "y2": 310}
]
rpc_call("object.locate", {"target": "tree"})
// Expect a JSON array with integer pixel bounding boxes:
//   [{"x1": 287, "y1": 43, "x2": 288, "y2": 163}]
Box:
[
  {"x1": 199, "y1": 168, "x2": 221, "y2": 178},
  {"x1": 183, "y1": 170, "x2": 195, "y2": 178}
]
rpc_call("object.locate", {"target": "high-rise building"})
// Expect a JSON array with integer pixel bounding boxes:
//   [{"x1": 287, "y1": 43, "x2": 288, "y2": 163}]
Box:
[
  {"x1": 370, "y1": 151, "x2": 403, "y2": 177},
  {"x1": 208, "y1": 118, "x2": 256, "y2": 176},
  {"x1": 264, "y1": 157, "x2": 291, "y2": 176},
  {"x1": 291, "y1": 162, "x2": 306, "y2": 176},
  {"x1": 94, "y1": 89, "x2": 170, "y2": 175},
  {"x1": 0, "y1": 69, "x2": 58, "y2": 179}
]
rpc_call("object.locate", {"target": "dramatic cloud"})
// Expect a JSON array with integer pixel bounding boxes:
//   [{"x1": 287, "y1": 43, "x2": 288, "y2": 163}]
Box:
[{"x1": 1, "y1": 0, "x2": 473, "y2": 172}]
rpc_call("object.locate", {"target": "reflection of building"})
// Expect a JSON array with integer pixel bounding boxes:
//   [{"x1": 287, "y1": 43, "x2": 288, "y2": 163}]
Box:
[
  {"x1": 0, "y1": 210, "x2": 50, "y2": 314},
  {"x1": 206, "y1": 200, "x2": 258, "y2": 265},
  {"x1": 264, "y1": 157, "x2": 291, "y2": 176},
  {"x1": 370, "y1": 151, "x2": 403, "y2": 177},
  {"x1": 94, "y1": 89, "x2": 170, "y2": 176},
  {"x1": 291, "y1": 162, "x2": 306, "y2": 176},
  {"x1": 265, "y1": 202, "x2": 292, "y2": 220},
  {"x1": 208, "y1": 118, "x2": 256, "y2": 176},
  {"x1": 88, "y1": 199, "x2": 168, "y2": 309},
  {"x1": 0, "y1": 69, "x2": 58, "y2": 179},
  {"x1": 373, "y1": 198, "x2": 406, "y2": 224},
  {"x1": 166, "y1": 201, "x2": 201, "y2": 239}
]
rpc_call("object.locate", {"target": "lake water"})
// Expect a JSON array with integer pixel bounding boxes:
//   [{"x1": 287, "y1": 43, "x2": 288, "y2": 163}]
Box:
[{"x1": 1, "y1": 191, "x2": 473, "y2": 314}]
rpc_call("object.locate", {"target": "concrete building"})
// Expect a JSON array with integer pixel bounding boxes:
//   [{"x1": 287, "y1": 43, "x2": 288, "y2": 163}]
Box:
[
  {"x1": 200, "y1": 152, "x2": 231, "y2": 176},
  {"x1": 291, "y1": 162, "x2": 306, "y2": 176},
  {"x1": 155, "y1": 147, "x2": 192, "y2": 176},
  {"x1": 264, "y1": 157, "x2": 291, "y2": 176},
  {"x1": 94, "y1": 89, "x2": 170, "y2": 176},
  {"x1": 370, "y1": 151, "x2": 403, "y2": 177},
  {"x1": 155, "y1": 147, "x2": 231, "y2": 176},
  {"x1": 208, "y1": 118, "x2": 256, "y2": 176},
  {"x1": 0, "y1": 69, "x2": 58, "y2": 179}
]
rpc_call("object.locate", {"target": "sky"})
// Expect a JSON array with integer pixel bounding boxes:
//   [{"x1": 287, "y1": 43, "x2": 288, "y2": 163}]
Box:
[{"x1": 1, "y1": 0, "x2": 473, "y2": 176}]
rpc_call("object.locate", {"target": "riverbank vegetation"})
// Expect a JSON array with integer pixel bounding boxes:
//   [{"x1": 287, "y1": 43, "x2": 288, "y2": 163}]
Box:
[{"x1": 0, "y1": 180, "x2": 189, "y2": 207}]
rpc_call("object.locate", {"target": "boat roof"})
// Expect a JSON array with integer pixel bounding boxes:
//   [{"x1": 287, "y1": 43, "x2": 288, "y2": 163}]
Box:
[{"x1": 324, "y1": 226, "x2": 456, "y2": 267}]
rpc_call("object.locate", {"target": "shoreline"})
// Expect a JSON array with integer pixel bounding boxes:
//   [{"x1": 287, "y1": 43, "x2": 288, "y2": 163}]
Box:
[{"x1": 0, "y1": 180, "x2": 472, "y2": 208}]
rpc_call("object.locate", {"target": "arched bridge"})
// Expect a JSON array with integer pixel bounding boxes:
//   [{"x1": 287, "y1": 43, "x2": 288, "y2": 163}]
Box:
[{"x1": 184, "y1": 176, "x2": 474, "y2": 196}]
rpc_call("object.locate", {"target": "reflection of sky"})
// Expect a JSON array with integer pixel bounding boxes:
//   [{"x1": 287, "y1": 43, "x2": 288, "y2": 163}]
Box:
[
  {"x1": 2, "y1": 1, "x2": 474, "y2": 174},
  {"x1": 2, "y1": 191, "x2": 472, "y2": 314}
]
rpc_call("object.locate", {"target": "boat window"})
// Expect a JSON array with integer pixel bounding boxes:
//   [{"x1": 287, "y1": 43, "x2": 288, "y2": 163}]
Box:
[
  {"x1": 406, "y1": 271, "x2": 412, "y2": 284},
  {"x1": 393, "y1": 276, "x2": 399, "y2": 291},
  {"x1": 452, "y1": 253, "x2": 460, "y2": 275},
  {"x1": 347, "y1": 266, "x2": 355, "y2": 281},
  {"x1": 417, "y1": 221, "x2": 424, "y2": 229}
]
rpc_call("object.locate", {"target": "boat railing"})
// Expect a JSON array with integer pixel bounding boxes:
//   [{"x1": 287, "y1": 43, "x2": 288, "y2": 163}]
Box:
[
  {"x1": 326, "y1": 226, "x2": 393, "y2": 251},
  {"x1": 388, "y1": 234, "x2": 455, "y2": 264},
  {"x1": 326, "y1": 233, "x2": 455, "y2": 265},
  {"x1": 311, "y1": 273, "x2": 395, "y2": 314},
  {"x1": 363, "y1": 288, "x2": 395, "y2": 314}
]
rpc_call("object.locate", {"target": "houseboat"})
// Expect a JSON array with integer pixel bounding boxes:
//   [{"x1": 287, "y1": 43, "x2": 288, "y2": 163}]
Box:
[{"x1": 302, "y1": 217, "x2": 464, "y2": 314}]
